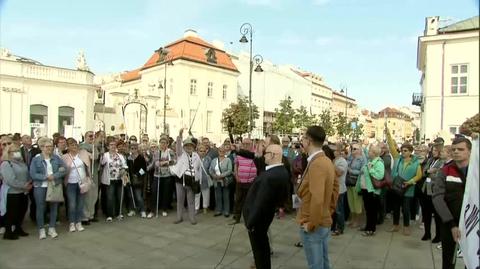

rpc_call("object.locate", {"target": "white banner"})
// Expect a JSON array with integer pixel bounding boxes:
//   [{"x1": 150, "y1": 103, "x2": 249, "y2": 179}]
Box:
[{"x1": 459, "y1": 138, "x2": 479, "y2": 269}]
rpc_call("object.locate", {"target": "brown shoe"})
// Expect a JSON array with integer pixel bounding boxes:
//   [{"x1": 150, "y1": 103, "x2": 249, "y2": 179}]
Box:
[
  {"x1": 388, "y1": 225, "x2": 400, "y2": 232},
  {"x1": 403, "y1": 227, "x2": 411, "y2": 236}
]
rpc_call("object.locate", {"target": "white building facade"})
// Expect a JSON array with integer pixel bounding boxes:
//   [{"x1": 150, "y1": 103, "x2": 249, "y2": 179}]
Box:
[
  {"x1": 99, "y1": 30, "x2": 239, "y2": 144},
  {"x1": 231, "y1": 53, "x2": 312, "y2": 137},
  {"x1": 0, "y1": 48, "x2": 97, "y2": 139},
  {"x1": 416, "y1": 16, "x2": 479, "y2": 140}
]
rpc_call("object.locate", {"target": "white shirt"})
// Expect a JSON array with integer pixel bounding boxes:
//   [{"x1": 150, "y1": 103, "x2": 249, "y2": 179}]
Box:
[
  {"x1": 68, "y1": 155, "x2": 86, "y2": 184},
  {"x1": 307, "y1": 150, "x2": 323, "y2": 163},
  {"x1": 265, "y1": 163, "x2": 283, "y2": 171},
  {"x1": 42, "y1": 158, "x2": 53, "y2": 188}
]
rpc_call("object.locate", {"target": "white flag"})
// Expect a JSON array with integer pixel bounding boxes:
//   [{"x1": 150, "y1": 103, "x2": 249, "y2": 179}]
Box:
[{"x1": 459, "y1": 138, "x2": 479, "y2": 269}]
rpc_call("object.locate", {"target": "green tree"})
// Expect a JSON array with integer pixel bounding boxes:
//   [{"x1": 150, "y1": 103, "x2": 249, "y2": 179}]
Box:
[
  {"x1": 221, "y1": 95, "x2": 259, "y2": 136},
  {"x1": 334, "y1": 112, "x2": 349, "y2": 139},
  {"x1": 272, "y1": 96, "x2": 296, "y2": 134},
  {"x1": 318, "y1": 110, "x2": 335, "y2": 137},
  {"x1": 294, "y1": 105, "x2": 315, "y2": 130},
  {"x1": 349, "y1": 117, "x2": 364, "y2": 140}
]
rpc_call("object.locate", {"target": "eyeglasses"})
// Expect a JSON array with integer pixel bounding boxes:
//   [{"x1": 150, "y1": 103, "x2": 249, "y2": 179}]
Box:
[
  {"x1": 87, "y1": 135, "x2": 94, "y2": 138},
  {"x1": 264, "y1": 151, "x2": 274, "y2": 156},
  {"x1": 352, "y1": 148, "x2": 359, "y2": 151},
  {"x1": 402, "y1": 149, "x2": 410, "y2": 153},
  {"x1": 2, "y1": 142, "x2": 12, "y2": 146}
]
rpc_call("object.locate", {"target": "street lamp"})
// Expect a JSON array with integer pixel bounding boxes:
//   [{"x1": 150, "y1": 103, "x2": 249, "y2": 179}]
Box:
[
  {"x1": 240, "y1": 23, "x2": 264, "y2": 137},
  {"x1": 156, "y1": 47, "x2": 174, "y2": 135}
]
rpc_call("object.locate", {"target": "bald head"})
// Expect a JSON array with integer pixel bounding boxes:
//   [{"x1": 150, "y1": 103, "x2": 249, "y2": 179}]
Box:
[{"x1": 265, "y1": 144, "x2": 283, "y2": 165}]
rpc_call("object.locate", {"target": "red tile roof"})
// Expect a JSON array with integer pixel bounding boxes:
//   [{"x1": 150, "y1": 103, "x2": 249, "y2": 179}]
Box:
[
  {"x1": 142, "y1": 36, "x2": 238, "y2": 72},
  {"x1": 120, "y1": 68, "x2": 141, "y2": 82},
  {"x1": 121, "y1": 35, "x2": 239, "y2": 83}
]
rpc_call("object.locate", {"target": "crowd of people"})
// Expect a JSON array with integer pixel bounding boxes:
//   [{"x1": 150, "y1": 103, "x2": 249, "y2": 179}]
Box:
[{"x1": 0, "y1": 124, "x2": 475, "y2": 269}]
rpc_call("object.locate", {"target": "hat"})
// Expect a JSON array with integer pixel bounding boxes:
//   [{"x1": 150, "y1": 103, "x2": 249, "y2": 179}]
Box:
[
  {"x1": 183, "y1": 137, "x2": 195, "y2": 147},
  {"x1": 433, "y1": 137, "x2": 444, "y2": 145}
]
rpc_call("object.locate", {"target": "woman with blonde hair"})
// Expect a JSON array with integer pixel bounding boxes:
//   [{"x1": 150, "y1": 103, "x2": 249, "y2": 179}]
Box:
[{"x1": 30, "y1": 137, "x2": 67, "y2": 239}]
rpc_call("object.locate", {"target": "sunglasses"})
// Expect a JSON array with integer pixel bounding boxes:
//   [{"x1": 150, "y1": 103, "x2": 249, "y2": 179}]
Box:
[{"x1": 2, "y1": 142, "x2": 12, "y2": 146}]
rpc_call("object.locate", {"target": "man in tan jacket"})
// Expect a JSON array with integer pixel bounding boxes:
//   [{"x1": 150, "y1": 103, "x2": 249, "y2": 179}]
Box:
[{"x1": 297, "y1": 126, "x2": 338, "y2": 269}]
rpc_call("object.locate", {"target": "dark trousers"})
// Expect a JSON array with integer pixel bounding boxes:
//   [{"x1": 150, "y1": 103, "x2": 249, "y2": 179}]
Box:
[
  {"x1": 392, "y1": 193, "x2": 411, "y2": 226},
  {"x1": 440, "y1": 222, "x2": 458, "y2": 269},
  {"x1": 331, "y1": 192, "x2": 346, "y2": 232},
  {"x1": 106, "y1": 180, "x2": 123, "y2": 218},
  {"x1": 377, "y1": 189, "x2": 386, "y2": 224},
  {"x1": 248, "y1": 227, "x2": 271, "y2": 269},
  {"x1": 233, "y1": 182, "x2": 252, "y2": 221},
  {"x1": 4, "y1": 193, "x2": 28, "y2": 235},
  {"x1": 151, "y1": 176, "x2": 173, "y2": 212},
  {"x1": 362, "y1": 190, "x2": 378, "y2": 232},
  {"x1": 419, "y1": 192, "x2": 441, "y2": 238}
]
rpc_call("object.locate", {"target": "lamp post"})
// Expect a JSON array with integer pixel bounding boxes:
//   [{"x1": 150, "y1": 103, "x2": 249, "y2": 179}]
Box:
[
  {"x1": 340, "y1": 87, "x2": 348, "y2": 140},
  {"x1": 240, "y1": 23, "x2": 264, "y2": 137},
  {"x1": 156, "y1": 47, "x2": 174, "y2": 135}
]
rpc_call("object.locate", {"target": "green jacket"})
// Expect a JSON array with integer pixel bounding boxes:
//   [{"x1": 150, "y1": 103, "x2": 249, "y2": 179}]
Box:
[{"x1": 355, "y1": 157, "x2": 385, "y2": 195}]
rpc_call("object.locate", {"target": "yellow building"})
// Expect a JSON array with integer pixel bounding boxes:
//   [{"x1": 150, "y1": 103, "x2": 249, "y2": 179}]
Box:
[{"x1": 374, "y1": 107, "x2": 414, "y2": 143}]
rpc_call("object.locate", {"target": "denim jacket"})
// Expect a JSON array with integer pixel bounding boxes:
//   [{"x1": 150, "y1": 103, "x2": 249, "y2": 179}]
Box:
[{"x1": 29, "y1": 154, "x2": 67, "y2": 187}]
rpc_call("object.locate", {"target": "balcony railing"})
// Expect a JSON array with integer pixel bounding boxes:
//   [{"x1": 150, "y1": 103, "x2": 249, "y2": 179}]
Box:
[{"x1": 412, "y1": 93, "x2": 422, "y2": 106}]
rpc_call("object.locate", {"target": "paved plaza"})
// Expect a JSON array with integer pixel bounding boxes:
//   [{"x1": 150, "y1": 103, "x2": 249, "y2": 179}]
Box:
[{"x1": 0, "y1": 210, "x2": 465, "y2": 269}]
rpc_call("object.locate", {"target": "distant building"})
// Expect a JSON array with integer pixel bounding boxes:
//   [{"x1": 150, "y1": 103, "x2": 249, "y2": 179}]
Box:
[
  {"x1": 415, "y1": 16, "x2": 479, "y2": 141},
  {"x1": 0, "y1": 48, "x2": 97, "y2": 139},
  {"x1": 374, "y1": 107, "x2": 414, "y2": 143}
]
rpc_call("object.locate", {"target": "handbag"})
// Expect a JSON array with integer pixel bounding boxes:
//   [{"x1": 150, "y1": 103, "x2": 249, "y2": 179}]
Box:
[
  {"x1": 371, "y1": 170, "x2": 393, "y2": 189},
  {"x1": 391, "y1": 175, "x2": 407, "y2": 196},
  {"x1": 46, "y1": 181, "x2": 64, "y2": 202},
  {"x1": 346, "y1": 173, "x2": 358, "y2": 187}
]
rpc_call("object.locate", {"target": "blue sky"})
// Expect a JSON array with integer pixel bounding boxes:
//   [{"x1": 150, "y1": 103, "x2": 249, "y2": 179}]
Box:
[{"x1": 0, "y1": 0, "x2": 478, "y2": 111}]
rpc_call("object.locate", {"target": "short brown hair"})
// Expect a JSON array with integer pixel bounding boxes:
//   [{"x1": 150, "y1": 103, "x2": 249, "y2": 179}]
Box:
[{"x1": 400, "y1": 143, "x2": 414, "y2": 152}]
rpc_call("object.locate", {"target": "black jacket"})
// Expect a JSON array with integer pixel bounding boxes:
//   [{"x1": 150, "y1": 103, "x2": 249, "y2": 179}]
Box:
[
  {"x1": 20, "y1": 145, "x2": 41, "y2": 168},
  {"x1": 242, "y1": 165, "x2": 290, "y2": 230}
]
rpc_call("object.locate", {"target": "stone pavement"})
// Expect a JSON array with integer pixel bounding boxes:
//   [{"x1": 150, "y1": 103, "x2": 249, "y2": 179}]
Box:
[{"x1": 0, "y1": 211, "x2": 466, "y2": 269}]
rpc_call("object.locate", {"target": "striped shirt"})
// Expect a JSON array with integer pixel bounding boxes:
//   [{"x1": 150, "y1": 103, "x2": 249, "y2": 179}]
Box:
[{"x1": 235, "y1": 155, "x2": 257, "y2": 183}]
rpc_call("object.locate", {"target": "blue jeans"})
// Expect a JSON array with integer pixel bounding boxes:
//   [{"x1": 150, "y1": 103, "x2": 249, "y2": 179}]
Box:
[
  {"x1": 214, "y1": 184, "x2": 230, "y2": 215},
  {"x1": 300, "y1": 226, "x2": 331, "y2": 269},
  {"x1": 33, "y1": 187, "x2": 59, "y2": 230},
  {"x1": 106, "y1": 180, "x2": 123, "y2": 218},
  {"x1": 334, "y1": 193, "x2": 346, "y2": 232},
  {"x1": 67, "y1": 183, "x2": 85, "y2": 223},
  {"x1": 126, "y1": 184, "x2": 145, "y2": 212}
]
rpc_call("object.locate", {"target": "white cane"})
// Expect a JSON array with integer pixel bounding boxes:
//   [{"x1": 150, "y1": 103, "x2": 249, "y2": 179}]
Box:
[
  {"x1": 156, "y1": 177, "x2": 160, "y2": 218},
  {"x1": 119, "y1": 181, "x2": 124, "y2": 219},
  {"x1": 129, "y1": 184, "x2": 137, "y2": 210}
]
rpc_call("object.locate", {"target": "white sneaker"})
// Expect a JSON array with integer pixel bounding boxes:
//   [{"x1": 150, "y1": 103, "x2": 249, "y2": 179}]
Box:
[
  {"x1": 162, "y1": 211, "x2": 168, "y2": 217},
  {"x1": 436, "y1": 244, "x2": 442, "y2": 250},
  {"x1": 106, "y1": 217, "x2": 113, "y2": 222},
  {"x1": 117, "y1": 215, "x2": 124, "y2": 220},
  {"x1": 39, "y1": 229, "x2": 47, "y2": 240},
  {"x1": 147, "y1": 212, "x2": 154, "y2": 219},
  {"x1": 0, "y1": 227, "x2": 5, "y2": 234},
  {"x1": 75, "y1": 223, "x2": 85, "y2": 232},
  {"x1": 457, "y1": 249, "x2": 463, "y2": 258},
  {"x1": 140, "y1": 212, "x2": 147, "y2": 218},
  {"x1": 48, "y1": 228, "x2": 58, "y2": 239},
  {"x1": 69, "y1": 223, "x2": 76, "y2": 232},
  {"x1": 127, "y1": 211, "x2": 135, "y2": 217}
]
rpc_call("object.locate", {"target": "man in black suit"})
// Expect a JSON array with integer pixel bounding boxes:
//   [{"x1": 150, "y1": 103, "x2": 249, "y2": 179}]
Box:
[
  {"x1": 20, "y1": 135, "x2": 41, "y2": 222},
  {"x1": 243, "y1": 144, "x2": 290, "y2": 269}
]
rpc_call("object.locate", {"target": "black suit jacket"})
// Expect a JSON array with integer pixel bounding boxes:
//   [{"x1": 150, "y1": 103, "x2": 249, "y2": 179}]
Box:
[
  {"x1": 20, "y1": 145, "x2": 41, "y2": 168},
  {"x1": 242, "y1": 165, "x2": 290, "y2": 230}
]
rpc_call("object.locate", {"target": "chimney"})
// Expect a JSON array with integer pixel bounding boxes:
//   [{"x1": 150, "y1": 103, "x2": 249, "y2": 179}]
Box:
[
  {"x1": 424, "y1": 16, "x2": 440, "y2": 36},
  {"x1": 184, "y1": 29, "x2": 199, "y2": 38}
]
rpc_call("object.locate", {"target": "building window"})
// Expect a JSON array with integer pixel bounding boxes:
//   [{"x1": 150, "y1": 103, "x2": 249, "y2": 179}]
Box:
[
  {"x1": 222, "y1": 85, "x2": 227, "y2": 100},
  {"x1": 206, "y1": 111, "x2": 213, "y2": 133},
  {"x1": 451, "y1": 64, "x2": 468, "y2": 94},
  {"x1": 30, "y1": 104, "x2": 48, "y2": 139},
  {"x1": 205, "y1": 48, "x2": 217, "y2": 64},
  {"x1": 207, "y1": 82, "x2": 213, "y2": 97},
  {"x1": 58, "y1": 106, "x2": 74, "y2": 136},
  {"x1": 190, "y1": 79, "x2": 197, "y2": 95},
  {"x1": 449, "y1": 126, "x2": 458, "y2": 135}
]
